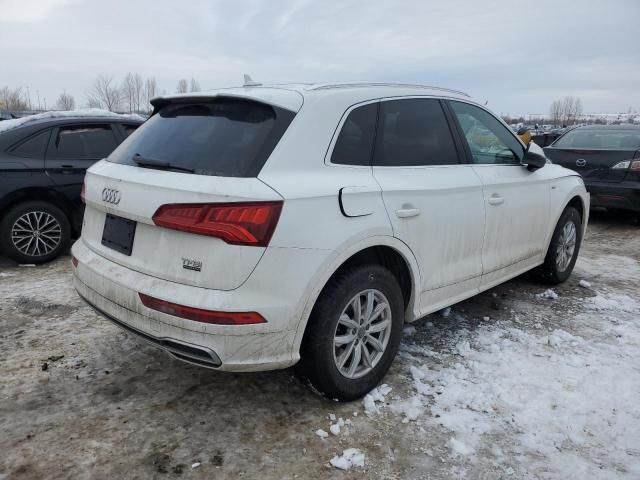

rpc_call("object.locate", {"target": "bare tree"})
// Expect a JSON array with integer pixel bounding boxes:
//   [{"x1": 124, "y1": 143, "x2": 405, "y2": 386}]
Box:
[
  {"x1": 121, "y1": 73, "x2": 136, "y2": 113},
  {"x1": 549, "y1": 99, "x2": 563, "y2": 127},
  {"x1": 55, "y1": 92, "x2": 76, "y2": 110},
  {"x1": 561, "y1": 96, "x2": 583, "y2": 126},
  {"x1": 86, "y1": 97, "x2": 101, "y2": 108},
  {"x1": 0, "y1": 86, "x2": 28, "y2": 110},
  {"x1": 189, "y1": 77, "x2": 200, "y2": 92},
  {"x1": 133, "y1": 73, "x2": 143, "y2": 112},
  {"x1": 143, "y1": 77, "x2": 157, "y2": 113},
  {"x1": 176, "y1": 78, "x2": 188, "y2": 94},
  {"x1": 87, "y1": 74, "x2": 121, "y2": 111},
  {"x1": 549, "y1": 96, "x2": 583, "y2": 127}
]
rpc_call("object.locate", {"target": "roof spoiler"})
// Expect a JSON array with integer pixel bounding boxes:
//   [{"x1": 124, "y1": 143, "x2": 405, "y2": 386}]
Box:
[{"x1": 149, "y1": 94, "x2": 276, "y2": 117}]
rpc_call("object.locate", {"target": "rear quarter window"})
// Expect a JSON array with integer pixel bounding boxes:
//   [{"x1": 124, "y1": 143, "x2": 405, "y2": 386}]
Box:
[
  {"x1": 331, "y1": 103, "x2": 378, "y2": 166},
  {"x1": 107, "y1": 98, "x2": 295, "y2": 177}
]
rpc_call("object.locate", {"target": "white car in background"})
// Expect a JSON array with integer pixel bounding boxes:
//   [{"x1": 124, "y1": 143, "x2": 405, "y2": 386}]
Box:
[{"x1": 72, "y1": 82, "x2": 589, "y2": 401}]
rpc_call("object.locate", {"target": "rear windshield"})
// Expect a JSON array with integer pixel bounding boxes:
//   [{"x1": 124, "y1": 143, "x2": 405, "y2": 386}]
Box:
[
  {"x1": 107, "y1": 98, "x2": 295, "y2": 177},
  {"x1": 554, "y1": 129, "x2": 640, "y2": 150}
]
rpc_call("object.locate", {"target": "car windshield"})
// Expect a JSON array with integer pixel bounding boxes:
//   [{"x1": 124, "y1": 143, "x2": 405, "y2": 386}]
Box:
[
  {"x1": 107, "y1": 98, "x2": 294, "y2": 177},
  {"x1": 554, "y1": 129, "x2": 640, "y2": 150}
]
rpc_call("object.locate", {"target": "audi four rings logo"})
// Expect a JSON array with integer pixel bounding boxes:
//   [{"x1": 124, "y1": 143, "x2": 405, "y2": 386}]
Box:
[
  {"x1": 102, "y1": 188, "x2": 121, "y2": 205},
  {"x1": 576, "y1": 159, "x2": 587, "y2": 167}
]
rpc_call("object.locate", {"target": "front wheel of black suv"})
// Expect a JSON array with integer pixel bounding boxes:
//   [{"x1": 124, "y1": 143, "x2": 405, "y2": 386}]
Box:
[
  {"x1": 0, "y1": 201, "x2": 71, "y2": 264},
  {"x1": 534, "y1": 206, "x2": 582, "y2": 285},
  {"x1": 296, "y1": 264, "x2": 404, "y2": 401}
]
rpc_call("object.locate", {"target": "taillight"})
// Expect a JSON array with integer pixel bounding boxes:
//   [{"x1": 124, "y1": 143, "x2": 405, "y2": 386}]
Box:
[
  {"x1": 80, "y1": 182, "x2": 86, "y2": 204},
  {"x1": 139, "y1": 293, "x2": 266, "y2": 325},
  {"x1": 152, "y1": 201, "x2": 283, "y2": 247},
  {"x1": 612, "y1": 160, "x2": 640, "y2": 171}
]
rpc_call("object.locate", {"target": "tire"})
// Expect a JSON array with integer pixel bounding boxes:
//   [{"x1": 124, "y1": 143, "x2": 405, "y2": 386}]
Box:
[
  {"x1": 296, "y1": 264, "x2": 404, "y2": 401},
  {"x1": 0, "y1": 201, "x2": 71, "y2": 264},
  {"x1": 534, "y1": 206, "x2": 582, "y2": 284}
]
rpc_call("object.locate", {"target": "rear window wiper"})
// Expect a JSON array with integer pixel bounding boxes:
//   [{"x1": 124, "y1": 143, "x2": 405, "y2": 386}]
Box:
[{"x1": 132, "y1": 154, "x2": 195, "y2": 173}]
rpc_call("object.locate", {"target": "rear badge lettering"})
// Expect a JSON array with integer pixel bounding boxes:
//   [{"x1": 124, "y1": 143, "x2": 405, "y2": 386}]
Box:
[{"x1": 182, "y1": 258, "x2": 202, "y2": 272}]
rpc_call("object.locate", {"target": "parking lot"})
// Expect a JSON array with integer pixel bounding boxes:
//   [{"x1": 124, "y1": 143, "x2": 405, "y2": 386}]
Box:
[{"x1": 1, "y1": 211, "x2": 639, "y2": 480}]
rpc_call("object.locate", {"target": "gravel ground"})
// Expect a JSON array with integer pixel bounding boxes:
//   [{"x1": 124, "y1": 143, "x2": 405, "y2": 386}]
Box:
[{"x1": 1, "y1": 210, "x2": 639, "y2": 480}]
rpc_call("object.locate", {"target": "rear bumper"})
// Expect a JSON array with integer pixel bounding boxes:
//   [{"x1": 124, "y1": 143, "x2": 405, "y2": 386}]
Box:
[
  {"x1": 71, "y1": 238, "x2": 330, "y2": 372},
  {"x1": 585, "y1": 181, "x2": 640, "y2": 212},
  {"x1": 78, "y1": 291, "x2": 223, "y2": 368}
]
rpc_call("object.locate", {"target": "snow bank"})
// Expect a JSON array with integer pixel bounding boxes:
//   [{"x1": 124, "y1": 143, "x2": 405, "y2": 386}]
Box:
[{"x1": 0, "y1": 109, "x2": 143, "y2": 134}]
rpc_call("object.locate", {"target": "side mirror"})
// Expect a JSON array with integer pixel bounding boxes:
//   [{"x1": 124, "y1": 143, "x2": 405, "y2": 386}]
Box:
[{"x1": 522, "y1": 145, "x2": 546, "y2": 171}]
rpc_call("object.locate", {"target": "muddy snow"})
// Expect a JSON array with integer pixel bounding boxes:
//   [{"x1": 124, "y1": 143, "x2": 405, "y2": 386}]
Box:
[{"x1": 1, "y1": 211, "x2": 639, "y2": 479}]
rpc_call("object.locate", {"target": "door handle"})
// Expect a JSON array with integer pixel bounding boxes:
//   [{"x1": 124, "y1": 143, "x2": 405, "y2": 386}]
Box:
[
  {"x1": 395, "y1": 208, "x2": 421, "y2": 218},
  {"x1": 488, "y1": 194, "x2": 504, "y2": 206}
]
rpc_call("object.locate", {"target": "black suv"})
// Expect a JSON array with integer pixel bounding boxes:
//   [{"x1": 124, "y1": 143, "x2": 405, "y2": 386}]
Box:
[{"x1": 0, "y1": 114, "x2": 143, "y2": 263}]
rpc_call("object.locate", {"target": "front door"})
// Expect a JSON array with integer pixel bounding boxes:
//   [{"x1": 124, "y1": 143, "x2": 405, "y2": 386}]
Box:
[
  {"x1": 447, "y1": 100, "x2": 551, "y2": 288},
  {"x1": 372, "y1": 98, "x2": 486, "y2": 313}
]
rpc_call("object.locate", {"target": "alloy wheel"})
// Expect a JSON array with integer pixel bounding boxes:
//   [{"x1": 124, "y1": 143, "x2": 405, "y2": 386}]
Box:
[
  {"x1": 556, "y1": 220, "x2": 576, "y2": 272},
  {"x1": 333, "y1": 289, "x2": 393, "y2": 379},
  {"x1": 11, "y1": 211, "x2": 62, "y2": 258}
]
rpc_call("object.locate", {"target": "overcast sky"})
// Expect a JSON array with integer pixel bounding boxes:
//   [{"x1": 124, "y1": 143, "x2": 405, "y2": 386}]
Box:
[{"x1": 1, "y1": 0, "x2": 639, "y2": 115}]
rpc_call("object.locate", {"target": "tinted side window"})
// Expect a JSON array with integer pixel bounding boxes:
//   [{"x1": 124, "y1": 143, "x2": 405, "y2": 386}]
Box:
[
  {"x1": 450, "y1": 101, "x2": 524, "y2": 165},
  {"x1": 9, "y1": 130, "x2": 51, "y2": 158},
  {"x1": 374, "y1": 98, "x2": 459, "y2": 167},
  {"x1": 331, "y1": 103, "x2": 377, "y2": 166},
  {"x1": 49, "y1": 124, "x2": 117, "y2": 159}
]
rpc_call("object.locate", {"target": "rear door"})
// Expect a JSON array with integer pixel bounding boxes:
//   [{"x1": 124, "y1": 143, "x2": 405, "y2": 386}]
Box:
[
  {"x1": 371, "y1": 97, "x2": 485, "y2": 311},
  {"x1": 544, "y1": 128, "x2": 640, "y2": 183},
  {"x1": 1, "y1": 128, "x2": 54, "y2": 200},
  {"x1": 45, "y1": 122, "x2": 118, "y2": 191},
  {"x1": 446, "y1": 100, "x2": 550, "y2": 286}
]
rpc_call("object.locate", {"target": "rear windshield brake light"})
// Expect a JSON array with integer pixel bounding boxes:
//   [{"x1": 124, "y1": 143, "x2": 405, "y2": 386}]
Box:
[{"x1": 152, "y1": 201, "x2": 283, "y2": 247}]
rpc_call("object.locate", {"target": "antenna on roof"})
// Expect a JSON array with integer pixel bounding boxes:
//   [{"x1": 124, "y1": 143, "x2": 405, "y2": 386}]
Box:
[{"x1": 243, "y1": 74, "x2": 262, "y2": 87}]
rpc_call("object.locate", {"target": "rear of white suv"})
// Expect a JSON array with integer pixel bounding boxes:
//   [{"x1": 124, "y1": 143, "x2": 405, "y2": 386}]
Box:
[{"x1": 73, "y1": 83, "x2": 588, "y2": 401}]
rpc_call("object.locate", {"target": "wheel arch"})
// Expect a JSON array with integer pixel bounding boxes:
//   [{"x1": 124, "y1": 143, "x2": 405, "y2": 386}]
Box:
[
  {"x1": 0, "y1": 187, "x2": 76, "y2": 231},
  {"x1": 292, "y1": 235, "x2": 421, "y2": 357},
  {"x1": 543, "y1": 180, "x2": 589, "y2": 256}
]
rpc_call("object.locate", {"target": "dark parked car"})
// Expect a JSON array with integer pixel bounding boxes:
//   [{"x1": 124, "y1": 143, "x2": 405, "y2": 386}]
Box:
[
  {"x1": 0, "y1": 113, "x2": 143, "y2": 263},
  {"x1": 544, "y1": 125, "x2": 640, "y2": 215}
]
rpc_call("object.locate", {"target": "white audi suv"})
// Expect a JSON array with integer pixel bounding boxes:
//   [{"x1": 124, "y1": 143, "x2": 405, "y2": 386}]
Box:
[{"x1": 72, "y1": 82, "x2": 589, "y2": 400}]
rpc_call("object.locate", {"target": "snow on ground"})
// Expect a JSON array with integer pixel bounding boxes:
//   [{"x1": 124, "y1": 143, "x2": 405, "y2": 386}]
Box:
[
  {"x1": 393, "y1": 288, "x2": 640, "y2": 478},
  {"x1": 1, "y1": 213, "x2": 638, "y2": 479}
]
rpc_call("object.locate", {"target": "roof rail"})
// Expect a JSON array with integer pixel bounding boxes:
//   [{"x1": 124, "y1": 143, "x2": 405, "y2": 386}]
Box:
[{"x1": 308, "y1": 82, "x2": 470, "y2": 97}]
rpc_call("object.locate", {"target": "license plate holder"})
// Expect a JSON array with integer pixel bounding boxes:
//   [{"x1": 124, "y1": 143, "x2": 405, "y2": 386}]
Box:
[{"x1": 101, "y1": 214, "x2": 136, "y2": 256}]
